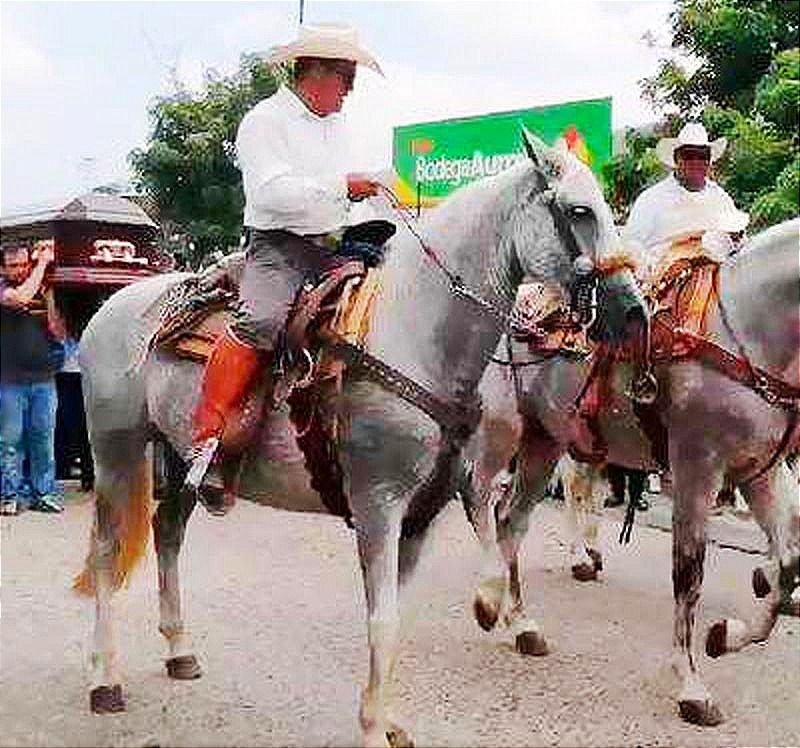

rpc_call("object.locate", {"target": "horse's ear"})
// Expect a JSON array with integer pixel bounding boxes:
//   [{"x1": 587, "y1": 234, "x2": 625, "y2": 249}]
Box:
[
  {"x1": 521, "y1": 125, "x2": 566, "y2": 178},
  {"x1": 520, "y1": 125, "x2": 547, "y2": 167}
]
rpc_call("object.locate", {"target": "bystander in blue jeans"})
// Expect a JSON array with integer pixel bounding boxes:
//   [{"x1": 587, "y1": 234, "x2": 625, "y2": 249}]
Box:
[{"x1": 0, "y1": 379, "x2": 62, "y2": 512}]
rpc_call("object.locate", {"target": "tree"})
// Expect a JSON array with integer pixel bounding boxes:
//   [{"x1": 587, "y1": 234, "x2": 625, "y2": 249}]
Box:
[
  {"x1": 130, "y1": 55, "x2": 277, "y2": 268},
  {"x1": 621, "y1": 0, "x2": 800, "y2": 231},
  {"x1": 755, "y1": 47, "x2": 800, "y2": 134},
  {"x1": 642, "y1": 0, "x2": 799, "y2": 116}
]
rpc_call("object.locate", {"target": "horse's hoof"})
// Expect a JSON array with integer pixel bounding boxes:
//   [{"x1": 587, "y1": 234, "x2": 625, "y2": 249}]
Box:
[
  {"x1": 90, "y1": 684, "x2": 126, "y2": 714},
  {"x1": 705, "y1": 621, "x2": 727, "y2": 658},
  {"x1": 587, "y1": 548, "x2": 603, "y2": 572},
  {"x1": 678, "y1": 698, "x2": 723, "y2": 726},
  {"x1": 515, "y1": 630, "x2": 549, "y2": 656},
  {"x1": 386, "y1": 724, "x2": 414, "y2": 748},
  {"x1": 571, "y1": 562, "x2": 597, "y2": 582},
  {"x1": 474, "y1": 595, "x2": 499, "y2": 631},
  {"x1": 166, "y1": 654, "x2": 203, "y2": 680}
]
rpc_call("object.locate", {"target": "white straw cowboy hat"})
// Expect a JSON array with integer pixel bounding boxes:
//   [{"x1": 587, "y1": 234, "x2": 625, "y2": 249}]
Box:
[
  {"x1": 655, "y1": 122, "x2": 728, "y2": 168},
  {"x1": 265, "y1": 23, "x2": 383, "y2": 76}
]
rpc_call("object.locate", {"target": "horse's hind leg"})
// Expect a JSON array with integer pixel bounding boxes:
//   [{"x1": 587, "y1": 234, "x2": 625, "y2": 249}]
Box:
[
  {"x1": 152, "y1": 438, "x2": 202, "y2": 680},
  {"x1": 77, "y1": 434, "x2": 153, "y2": 714},
  {"x1": 706, "y1": 461, "x2": 800, "y2": 658}
]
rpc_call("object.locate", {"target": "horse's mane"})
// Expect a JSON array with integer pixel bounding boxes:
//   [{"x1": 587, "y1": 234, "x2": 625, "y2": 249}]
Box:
[{"x1": 378, "y1": 161, "x2": 538, "y2": 307}]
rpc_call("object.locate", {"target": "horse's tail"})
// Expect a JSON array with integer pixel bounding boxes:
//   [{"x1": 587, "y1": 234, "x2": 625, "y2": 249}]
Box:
[{"x1": 73, "y1": 445, "x2": 153, "y2": 596}]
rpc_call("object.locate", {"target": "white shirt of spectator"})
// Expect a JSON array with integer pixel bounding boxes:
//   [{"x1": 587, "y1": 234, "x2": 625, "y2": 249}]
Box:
[
  {"x1": 236, "y1": 85, "x2": 357, "y2": 235},
  {"x1": 622, "y1": 174, "x2": 746, "y2": 280}
]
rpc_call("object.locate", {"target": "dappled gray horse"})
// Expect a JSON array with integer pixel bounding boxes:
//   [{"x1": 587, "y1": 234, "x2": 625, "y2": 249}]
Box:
[
  {"x1": 464, "y1": 217, "x2": 800, "y2": 727},
  {"x1": 74, "y1": 132, "x2": 641, "y2": 746}
]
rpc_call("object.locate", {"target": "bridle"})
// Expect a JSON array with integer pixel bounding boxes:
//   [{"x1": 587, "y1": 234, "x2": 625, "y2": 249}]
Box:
[
  {"x1": 373, "y1": 175, "x2": 601, "y2": 431},
  {"x1": 376, "y1": 179, "x2": 600, "y2": 333}
]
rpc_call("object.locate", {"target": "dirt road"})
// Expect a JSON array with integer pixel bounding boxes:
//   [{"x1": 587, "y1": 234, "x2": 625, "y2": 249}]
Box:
[{"x1": 1, "y1": 494, "x2": 798, "y2": 747}]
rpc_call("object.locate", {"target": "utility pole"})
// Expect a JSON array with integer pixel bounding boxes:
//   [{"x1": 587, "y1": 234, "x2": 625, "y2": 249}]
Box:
[{"x1": 299, "y1": 0, "x2": 305, "y2": 25}]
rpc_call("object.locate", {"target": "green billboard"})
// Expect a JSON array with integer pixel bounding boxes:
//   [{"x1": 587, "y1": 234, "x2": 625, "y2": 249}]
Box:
[{"x1": 392, "y1": 97, "x2": 611, "y2": 206}]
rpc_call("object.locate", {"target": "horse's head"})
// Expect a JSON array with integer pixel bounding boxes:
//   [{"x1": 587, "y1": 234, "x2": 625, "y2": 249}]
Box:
[{"x1": 506, "y1": 127, "x2": 646, "y2": 342}]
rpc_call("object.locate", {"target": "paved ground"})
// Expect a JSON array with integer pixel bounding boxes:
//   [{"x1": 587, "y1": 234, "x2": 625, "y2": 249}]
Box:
[{"x1": 1, "y1": 489, "x2": 798, "y2": 748}]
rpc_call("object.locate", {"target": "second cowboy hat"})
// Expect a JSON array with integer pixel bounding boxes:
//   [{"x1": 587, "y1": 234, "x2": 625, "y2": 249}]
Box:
[
  {"x1": 265, "y1": 23, "x2": 383, "y2": 76},
  {"x1": 655, "y1": 122, "x2": 727, "y2": 168}
]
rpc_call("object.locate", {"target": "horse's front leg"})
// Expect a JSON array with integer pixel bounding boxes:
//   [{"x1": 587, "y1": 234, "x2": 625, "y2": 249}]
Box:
[
  {"x1": 486, "y1": 416, "x2": 561, "y2": 655},
  {"x1": 671, "y1": 446, "x2": 724, "y2": 726},
  {"x1": 152, "y1": 439, "x2": 202, "y2": 680},
  {"x1": 562, "y1": 456, "x2": 604, "y2": 581},
  {"x1": 707, "y1": 460, "x2": 800, "y2": 657},
  {"x1": 353, "y1": 493, "x2": 410, "y2": 748},
  {"x1": 471, "y1": 462, "x2": 516, "y2": 632}
]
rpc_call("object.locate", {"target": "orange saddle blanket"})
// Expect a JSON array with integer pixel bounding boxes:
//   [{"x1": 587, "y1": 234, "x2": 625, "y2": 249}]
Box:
[{"x1": 647, "y1": 255, "x2": 719, "y2": 360}]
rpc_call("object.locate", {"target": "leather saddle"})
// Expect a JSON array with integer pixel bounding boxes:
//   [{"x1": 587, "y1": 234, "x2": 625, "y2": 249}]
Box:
[
  {"x1": 152, "y1": 223, "x2": 394, "y2": 523},
  {"x1": 155, "y1": 220, "x2": 395, "y2": 364},
  {"x1": 647, "y1": 255, "x2": 719, "y2": 360}
]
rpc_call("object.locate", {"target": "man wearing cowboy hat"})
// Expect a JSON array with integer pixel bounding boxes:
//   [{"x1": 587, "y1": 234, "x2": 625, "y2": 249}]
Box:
[
  {"x1": 618, "y1": 121, "x2": 750, "y2": 478},
  {"x1": 623, "y1": 121, "x2": 749, "y2": 282},
  {"x1": 185, "y1": 23, "x2": 389, "y2": 507}
]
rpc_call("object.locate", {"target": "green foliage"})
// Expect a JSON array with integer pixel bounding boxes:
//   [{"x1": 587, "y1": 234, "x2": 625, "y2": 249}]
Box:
[
  {"x1": 749, "y1": 154, "x2": 800, "y2": 230},
  {"x1": 644, "y1": 0, "x2": 800, "y2": 115},
  {"x1": 130, "y1": 55, "x2": 277, "y2": 268},
  {"x1": 639, "y1": 59, "x2": 700, "y2": 115},
  {"x1": 615, "y1": 1, "x2": 800, "y2": 231},
  {"x1": 704, "y1": 107, "x2": 794, "y2": 207},
  {"x1": 754, "y1": 48, "x2": 800, "y2": 136}
]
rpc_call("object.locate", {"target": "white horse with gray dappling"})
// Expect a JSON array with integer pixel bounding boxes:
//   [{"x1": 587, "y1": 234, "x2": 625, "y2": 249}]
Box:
[
  {"x1": 74, "y1": 131, "x2": 641, "y2": 746},
  {"x1": 463, "y1": 217, "x2": 800, "y2": 726}
]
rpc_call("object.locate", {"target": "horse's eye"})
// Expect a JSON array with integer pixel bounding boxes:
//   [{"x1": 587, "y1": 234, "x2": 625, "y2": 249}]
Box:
[{"x1": 567, "y1": 205, "x2": 592, "y2": 219}]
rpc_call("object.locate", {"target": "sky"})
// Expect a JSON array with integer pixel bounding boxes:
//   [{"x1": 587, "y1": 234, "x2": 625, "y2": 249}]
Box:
[{"x1": 0, "y1": 0, "x2": 676, "y2": 214}]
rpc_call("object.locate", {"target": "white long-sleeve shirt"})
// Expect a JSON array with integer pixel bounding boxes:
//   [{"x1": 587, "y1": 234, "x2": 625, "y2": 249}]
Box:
[
  {"x1": 236, "y1": 86, "x2": 356, "y2": 234},
  {"x1": 622, "y1": 174, "x2": 744, "y2": 279}
]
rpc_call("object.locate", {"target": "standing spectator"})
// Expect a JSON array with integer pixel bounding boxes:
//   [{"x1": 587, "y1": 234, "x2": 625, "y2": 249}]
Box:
[
  {"x1": 55, "y1": 336, "x2": 94, "y2": 492},
  {"x1": 0, "y1": 240, "x2": 66, "y2": 515}
]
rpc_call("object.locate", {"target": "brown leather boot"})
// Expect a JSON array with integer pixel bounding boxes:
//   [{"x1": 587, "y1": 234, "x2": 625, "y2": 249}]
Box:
[{"x1": 184, "y1": 327, "x2": 262, "y2": 513}]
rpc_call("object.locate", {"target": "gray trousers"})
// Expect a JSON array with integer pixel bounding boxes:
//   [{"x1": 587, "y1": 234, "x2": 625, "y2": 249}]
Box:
[{"x1": 232, "y1": 229, "x2": 348, "y2": 351}]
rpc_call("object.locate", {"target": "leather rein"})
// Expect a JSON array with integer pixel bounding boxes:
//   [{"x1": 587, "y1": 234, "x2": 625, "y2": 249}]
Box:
[{"x1": 315, "y1": 182, "x2": 593, "y2": 443}]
